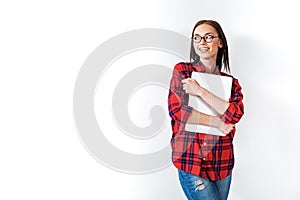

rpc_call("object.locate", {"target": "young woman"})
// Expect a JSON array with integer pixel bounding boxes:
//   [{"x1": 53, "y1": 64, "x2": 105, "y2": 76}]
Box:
[{"x1": 168, "y1": 20, "x2": 244, "y2": 200}]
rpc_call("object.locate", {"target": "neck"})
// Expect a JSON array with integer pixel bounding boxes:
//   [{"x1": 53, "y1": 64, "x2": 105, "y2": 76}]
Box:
[{"x1": 200, "y1": 58, "x2": 217, "y2": 73}]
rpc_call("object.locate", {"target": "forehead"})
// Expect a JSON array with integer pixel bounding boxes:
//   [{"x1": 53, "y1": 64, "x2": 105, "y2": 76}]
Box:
[{"x1": 194, "y1": 24, "x2": 218, "y2": 35}]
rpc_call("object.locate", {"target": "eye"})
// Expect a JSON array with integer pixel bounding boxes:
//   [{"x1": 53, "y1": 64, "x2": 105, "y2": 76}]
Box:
[{"x1": 205, "y1": 35, "x2": 213, "y2": 40}]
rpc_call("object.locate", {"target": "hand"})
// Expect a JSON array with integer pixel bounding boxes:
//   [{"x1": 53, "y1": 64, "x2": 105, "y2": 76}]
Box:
[
  {"x1": 182, "y1": 78, "x2": 203, "y2": 96},
  {"x1": 218, "y1": 120, "x2": 235, "y2": 135}
]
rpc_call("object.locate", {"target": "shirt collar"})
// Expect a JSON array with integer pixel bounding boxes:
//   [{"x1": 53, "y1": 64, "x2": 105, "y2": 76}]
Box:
[{"x1": 192, "y1": 61, "x2": 221, "y2": 75}]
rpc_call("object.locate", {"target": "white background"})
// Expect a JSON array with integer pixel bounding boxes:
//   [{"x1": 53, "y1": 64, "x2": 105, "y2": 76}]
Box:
[{"x1": 1, "y1": 0, "x2": 300, "y2": 199}]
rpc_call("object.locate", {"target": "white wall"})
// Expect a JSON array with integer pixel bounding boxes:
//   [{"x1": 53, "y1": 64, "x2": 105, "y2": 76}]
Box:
[{"x1": 1, "y1": 0, "x2": 299, "y2": 199}]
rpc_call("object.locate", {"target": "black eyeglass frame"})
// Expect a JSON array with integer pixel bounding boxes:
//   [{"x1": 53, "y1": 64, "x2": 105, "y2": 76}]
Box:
[{"x1": 191, "y1": 35, "x2": 219, "y2": 43}]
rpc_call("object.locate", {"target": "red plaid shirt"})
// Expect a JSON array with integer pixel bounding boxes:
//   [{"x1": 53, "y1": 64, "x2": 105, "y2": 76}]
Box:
[{"x1": 168, "y1": 62, "x2": 244, "y2": 181}]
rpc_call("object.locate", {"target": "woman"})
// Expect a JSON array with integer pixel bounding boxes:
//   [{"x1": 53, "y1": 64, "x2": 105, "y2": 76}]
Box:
[{"x1": 168, "y1": 20, "x2": 244, "y2": 200}]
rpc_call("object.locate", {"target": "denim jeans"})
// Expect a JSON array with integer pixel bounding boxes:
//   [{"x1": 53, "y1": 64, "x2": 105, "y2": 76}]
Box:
[{"x1": 178, "y1": 170, "x2": 232, "y2": 200}]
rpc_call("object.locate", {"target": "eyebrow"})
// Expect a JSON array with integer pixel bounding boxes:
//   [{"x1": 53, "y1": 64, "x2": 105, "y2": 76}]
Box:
[{"x1": 194, "y1": 32, "x2": 216, "y2": 36}]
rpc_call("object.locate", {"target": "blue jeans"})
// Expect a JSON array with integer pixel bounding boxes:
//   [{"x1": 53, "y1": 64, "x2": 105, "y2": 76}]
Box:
[{"x1": 178, "y1": 170, "x2": 232, "y2": 200}]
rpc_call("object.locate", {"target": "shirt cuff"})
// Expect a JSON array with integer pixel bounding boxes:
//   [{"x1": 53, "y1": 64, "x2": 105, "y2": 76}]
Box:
[{"x1": 221, "y1": 103, "x2": 235, "y2": 123}]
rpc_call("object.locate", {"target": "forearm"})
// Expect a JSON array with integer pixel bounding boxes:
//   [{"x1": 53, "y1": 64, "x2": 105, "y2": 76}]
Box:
[
  {"x1": 187, "y1": 108, "x2": 235, "y2": 135},
  {"x1": 198, "y1": 88, "x2": 230, "y2": 115},
  {"x1": 187, "y1": 109, "x2": 222, "y2": 128},
  {"x1": 181, "y1": 78, "x2": 230, "y2": 115}
]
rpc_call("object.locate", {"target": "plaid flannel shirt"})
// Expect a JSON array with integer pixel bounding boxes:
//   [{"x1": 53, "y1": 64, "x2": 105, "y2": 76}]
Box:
[{"x1": 168, "y1": 62, "x2": 244, "y2": 180}]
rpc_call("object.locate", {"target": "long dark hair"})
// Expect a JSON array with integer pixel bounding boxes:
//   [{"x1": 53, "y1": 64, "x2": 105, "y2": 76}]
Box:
[{"x1": 190, "y1": 20, "x2": 230, "y2": 72}]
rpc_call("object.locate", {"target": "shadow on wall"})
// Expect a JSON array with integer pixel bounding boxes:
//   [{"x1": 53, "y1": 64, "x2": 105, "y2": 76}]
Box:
[{"x1": 228, "y1": 36, "x2": 300, "y2": 200}]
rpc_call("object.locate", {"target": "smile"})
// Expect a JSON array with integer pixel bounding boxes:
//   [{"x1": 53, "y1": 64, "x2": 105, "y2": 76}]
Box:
[{"x1": 199, "y1": 47, "x2": 210, "y2": 52}]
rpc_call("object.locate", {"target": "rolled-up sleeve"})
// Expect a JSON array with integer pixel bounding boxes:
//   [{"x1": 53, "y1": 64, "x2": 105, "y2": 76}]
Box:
[
  {"x1": 221, "y1": 78, "x2": 244, "y2": 124},
  {"x1": 168, "y1": 63, "x2": 193, "y2": 124}
]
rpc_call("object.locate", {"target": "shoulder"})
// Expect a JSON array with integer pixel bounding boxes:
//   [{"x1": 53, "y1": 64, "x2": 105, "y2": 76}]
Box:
[
  {"x1": 220, "y1": 71, "x2": 234, "y2": 78},
  {"x1": 172, "y1": 62, "x2": 192, "y2": 78},
  {"x1": 173, "y1": 62, "x2": 191, "y2": 71}
]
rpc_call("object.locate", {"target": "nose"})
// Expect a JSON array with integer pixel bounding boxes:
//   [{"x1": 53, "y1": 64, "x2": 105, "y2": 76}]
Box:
[{"x1": 199, "y1": 37, "x2": 207, "y2": 45}]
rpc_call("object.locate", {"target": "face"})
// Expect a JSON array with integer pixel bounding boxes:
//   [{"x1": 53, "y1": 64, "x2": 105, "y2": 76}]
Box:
[{"x1": 193, "y1": 24, "x2": 223, "y2": 62}]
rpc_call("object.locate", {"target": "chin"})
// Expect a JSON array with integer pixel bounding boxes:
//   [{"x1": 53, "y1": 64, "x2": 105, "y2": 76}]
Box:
[{"x1": 197, "y1": 53, "x2": 211, "y2": 59}]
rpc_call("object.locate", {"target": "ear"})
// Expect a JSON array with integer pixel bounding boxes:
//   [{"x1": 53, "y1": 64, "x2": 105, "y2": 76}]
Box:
[{"x1": 218, "y1": 41, "x2": 223, "y2": 48}]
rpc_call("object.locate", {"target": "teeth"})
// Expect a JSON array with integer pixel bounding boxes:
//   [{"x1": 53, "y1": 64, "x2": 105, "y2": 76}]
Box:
[{"x1": 200, "y1": 47, "x2": 209, "y2": 50}]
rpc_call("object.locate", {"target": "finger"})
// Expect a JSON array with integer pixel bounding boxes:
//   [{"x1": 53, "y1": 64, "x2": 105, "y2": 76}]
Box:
[{"x1": 183, "y1": 88, "x2": 189, "y2": 93}]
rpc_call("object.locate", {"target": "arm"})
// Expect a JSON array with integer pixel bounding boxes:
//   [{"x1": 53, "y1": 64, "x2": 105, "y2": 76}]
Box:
[
  {"x1": 221, "y1": 78, "x2": 244, "y2": 124},
  {"x1": 181, "y1": 77, "x2": 244, "y2": 124},
  {"x1": 182, "y1": 78, "x2": 230, "y2": 115},
  {"x1": 168, "y1": 63, "x2": 235, "y2": 134},
  {"x1": 187, "y1": 109, "x2": 235, "y2": 134},
  {"x1": 168, "y1": 64, "x2": 193, "y2": 124}
]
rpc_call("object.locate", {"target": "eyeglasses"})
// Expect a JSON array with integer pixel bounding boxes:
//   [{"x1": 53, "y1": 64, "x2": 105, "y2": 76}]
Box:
[{"x1": 192, "y1": 35, "x2": 219, "y2": 43}]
